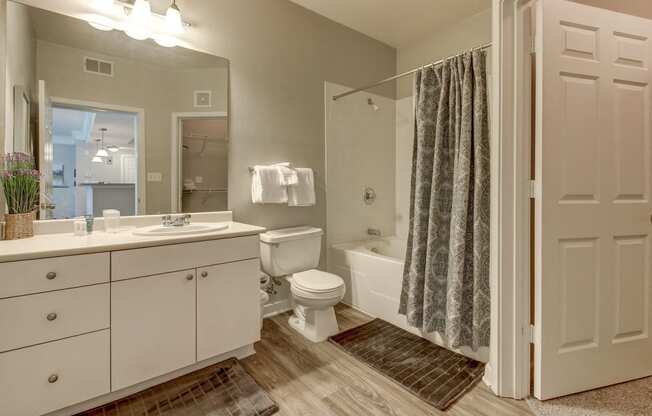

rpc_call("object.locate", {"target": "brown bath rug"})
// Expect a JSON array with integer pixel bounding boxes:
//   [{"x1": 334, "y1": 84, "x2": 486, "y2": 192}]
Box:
[
  {"x1": 329, "y1": 318, "x2": 485, "y2": 411},
  {"x1": 77, "y1": 358, "x2": 279, "y2": 416}
]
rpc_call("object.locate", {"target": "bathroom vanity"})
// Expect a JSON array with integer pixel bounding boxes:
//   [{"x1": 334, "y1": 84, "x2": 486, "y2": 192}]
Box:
[{"x1": 0, "y1": 213, "x2": 265, "y2": 416}]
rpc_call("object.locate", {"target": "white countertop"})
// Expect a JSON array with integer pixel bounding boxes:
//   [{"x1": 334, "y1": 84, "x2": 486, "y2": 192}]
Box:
[{"x1": 0, "y1": 221, "x2": 266, "y2": 263}]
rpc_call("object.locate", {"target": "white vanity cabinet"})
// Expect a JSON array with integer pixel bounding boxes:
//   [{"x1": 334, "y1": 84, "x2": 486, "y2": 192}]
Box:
[
  {"x1": 111, "y1": 269, "x2": 197, "y2": 390},
  {"x1": 197, "y1": 258, "x2": 260, "y2": 361},
  {"x1": 0, "y1": 232, "x2": 262, "y2": 416}
]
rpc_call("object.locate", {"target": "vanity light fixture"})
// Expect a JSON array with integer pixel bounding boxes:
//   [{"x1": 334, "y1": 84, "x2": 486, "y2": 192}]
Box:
[
  {"x1": 87, "y1": 0, "x2": 188, "y2": 46},
  {"x1": 124, "y1": 0, "x2": 152, "y2": 40},
  {"x1": 165, "y1": 0, "x2": 184, "y2": 34},
  {"x1": 92, "y1": 0, "x2": 115, "y2": 13}
]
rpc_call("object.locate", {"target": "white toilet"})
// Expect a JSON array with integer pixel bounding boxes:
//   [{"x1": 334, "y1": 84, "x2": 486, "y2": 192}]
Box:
[{"x1": 260, "y1": 226, "x2": 345, "y2": 342}]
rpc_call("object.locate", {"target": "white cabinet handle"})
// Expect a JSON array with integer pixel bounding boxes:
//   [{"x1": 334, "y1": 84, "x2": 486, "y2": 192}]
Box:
[
  {"x1": 186, "y1": 274, "x2": 194, "y2": 281},
  {"x1": 46, "y1": 272, "x2": 57, "y2": 280},
  {"x1": 48, "y1": 374, "x2": 59, "y2": 383},
  {"x1": 46, "y1": 312, "x2": 58, "y2": 321}
]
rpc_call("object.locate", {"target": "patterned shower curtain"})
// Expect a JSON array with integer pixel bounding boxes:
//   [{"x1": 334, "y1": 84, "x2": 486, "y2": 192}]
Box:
[{"x1": 398, "y1": 50, "x2": 490, "y2": 351}]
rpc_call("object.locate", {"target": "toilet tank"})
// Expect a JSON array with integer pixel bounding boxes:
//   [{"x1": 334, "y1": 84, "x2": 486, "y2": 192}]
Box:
[{"x1": 259, "y1": 226, "x2": 323, "y2": 277}]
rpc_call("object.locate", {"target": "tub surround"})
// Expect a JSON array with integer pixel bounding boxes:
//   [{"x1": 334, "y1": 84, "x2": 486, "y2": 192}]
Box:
[{"x1": 0, "y1": 211, "x2": 265, "y2": 416}]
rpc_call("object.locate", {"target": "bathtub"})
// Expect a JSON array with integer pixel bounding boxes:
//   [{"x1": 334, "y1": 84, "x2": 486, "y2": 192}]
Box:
[{"x1": 329, "y1": 236, "x2": 488, "y2": 363}]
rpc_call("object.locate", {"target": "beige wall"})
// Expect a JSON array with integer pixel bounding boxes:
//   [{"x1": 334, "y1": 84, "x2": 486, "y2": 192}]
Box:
[
  {"x1": 5, "y1": 1, "x2": 35, "y2": 152},
  {"x1": 36, "y1": 40, "x2": 227, "y2": 214},
  {"x1": 0, "y1": 1, "x2": 5, "y2": 217},
  {"x1": 396, "y1": 8, "x2": 491, "y2": 99},
  {"x1": 173, "y1": 0, "x2": 396, "y2": 235},
  {"x1": 570, "y1": 0, "x2": 652, "y2": 19},
  {"x1": 8, "y1": 0, "x2": 397, "y2": 241}
]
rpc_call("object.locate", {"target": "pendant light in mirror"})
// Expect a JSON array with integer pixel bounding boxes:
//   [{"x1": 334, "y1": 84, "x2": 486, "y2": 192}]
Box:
[{"x1": 95, "y1": 128, "x2": 109, "y2": 158}]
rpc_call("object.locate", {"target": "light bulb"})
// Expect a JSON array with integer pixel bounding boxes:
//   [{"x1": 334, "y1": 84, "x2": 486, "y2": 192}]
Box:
[
  {"x1": 165, "y1": 1, "x2": 184, "y2": 34},
  {"x1": 92, "y1": 156, "x2": 103, "y2": 163},
  {"x1": 96, "y1": 148, "x2": 109, "y2": 157},
  {"x1": 153, "y1": 34, "x2": 177, "y2": 48},
  {"x1": 130, "y1": 0, "x2": 152, "y2": 24},
  {"x1": 125, "y1": 25, "x2": 149, "y2": 40},
  {"x1": 92, "y1": 0, "x2": 115, "y2": 13},
  {"x1": 88, "y1": 15, "x2": 114, "y2": 31}
]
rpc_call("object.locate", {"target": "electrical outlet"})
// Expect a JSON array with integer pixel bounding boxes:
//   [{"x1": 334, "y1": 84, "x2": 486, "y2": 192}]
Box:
[{"x1": 147, "y1": 172, "x2": 162, "y2": 182}]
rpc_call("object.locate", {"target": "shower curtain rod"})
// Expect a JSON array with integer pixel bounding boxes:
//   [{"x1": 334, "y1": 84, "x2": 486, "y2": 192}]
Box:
[{"x1": 332, "y1": 42, "x2": 492, "y2": 101}]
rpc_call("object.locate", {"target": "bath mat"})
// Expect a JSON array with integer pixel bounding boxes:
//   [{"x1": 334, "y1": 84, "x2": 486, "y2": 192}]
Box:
[
  {"x1": 76, "y1": 358, "x2": 279, "y2": 416},
  {"x1": 527, "y1": 376, "x2": 652, "y2": 416},
  {"x1": 329, "y1": 318, "x2": 485, "y2": 410}
]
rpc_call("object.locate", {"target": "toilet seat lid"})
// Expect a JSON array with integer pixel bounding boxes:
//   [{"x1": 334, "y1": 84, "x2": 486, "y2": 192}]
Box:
[{"x1": 292, "y1": 269, "x2": 344, "y2": 293}]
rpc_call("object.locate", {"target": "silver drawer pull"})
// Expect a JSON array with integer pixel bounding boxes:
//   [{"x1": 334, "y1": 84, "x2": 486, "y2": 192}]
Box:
[
  {"x1": 46, "y1": 312, "x2": 58, "y2": 321},
  {"x1": 46, "y1": 272, "x2": 57, "y2": 280},
  {"x1": 48, "y1": 374, "x2": 59, "y2": 383},
  {"x1": 201, "y1": 271, "x2": 208, "y2": 278},
  {"x1": 186, "y1": 274, "x2": 194, "y2": 281}
]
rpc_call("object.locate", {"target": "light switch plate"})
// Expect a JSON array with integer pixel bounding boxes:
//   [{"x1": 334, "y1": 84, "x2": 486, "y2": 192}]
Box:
[{"x1": 147, "y1": 172, "x2": 162, "y2": 182}]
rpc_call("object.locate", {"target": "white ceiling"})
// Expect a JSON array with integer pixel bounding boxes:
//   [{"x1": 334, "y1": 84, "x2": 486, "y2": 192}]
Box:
[{"x1": 289, "y1": 0, "x2": 490, "y2": 48}]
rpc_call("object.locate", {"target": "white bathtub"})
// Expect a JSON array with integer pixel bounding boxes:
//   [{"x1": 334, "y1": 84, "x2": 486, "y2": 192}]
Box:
[{"x1": 329, "y1": 237, "x2": 488, "y2": 363}]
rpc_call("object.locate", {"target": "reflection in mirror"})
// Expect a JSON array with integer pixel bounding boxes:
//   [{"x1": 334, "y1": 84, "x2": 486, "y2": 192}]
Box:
[{"x1": 6, "y1": 1, "x2": 229, "y2": 219}]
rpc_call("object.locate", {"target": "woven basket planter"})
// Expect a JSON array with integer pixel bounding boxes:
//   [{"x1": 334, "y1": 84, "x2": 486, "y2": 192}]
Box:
[{"x1": 4, "y1": 211, "x2": 36, "y2": 240}]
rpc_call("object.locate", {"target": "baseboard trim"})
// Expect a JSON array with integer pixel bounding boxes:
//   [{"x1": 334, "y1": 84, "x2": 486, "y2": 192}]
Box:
[
  {"x1": 263, "y1": 298, "x2": 292, "y2": 318},
  {"x1": 46, "y1": 344, "x2": 256, "y2": 416}
]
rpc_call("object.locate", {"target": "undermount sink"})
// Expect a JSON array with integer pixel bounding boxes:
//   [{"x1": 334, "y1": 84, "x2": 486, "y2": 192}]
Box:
[{"x1": 132, "y1": 222, "x2": 229, "y2": 236}]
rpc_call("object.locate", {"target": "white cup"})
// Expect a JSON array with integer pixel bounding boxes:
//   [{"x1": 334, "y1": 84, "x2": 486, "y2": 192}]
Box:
[{"x1": 73, "y1": 220, "x2": 87, "y2": 236}]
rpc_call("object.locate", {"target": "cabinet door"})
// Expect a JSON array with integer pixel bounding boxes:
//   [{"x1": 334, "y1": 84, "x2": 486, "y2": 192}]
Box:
[
  {"x1": 197, "y1": 259, "x2": 259, "y2": 361},
  {"x1": 111, "y1": 270, "x2": 196, "y2": 390}
]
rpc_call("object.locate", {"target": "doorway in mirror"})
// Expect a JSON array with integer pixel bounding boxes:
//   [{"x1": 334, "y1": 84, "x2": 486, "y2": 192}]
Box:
[{"x1": 179, "y1": 116, "x2": 229, "y2": 213}]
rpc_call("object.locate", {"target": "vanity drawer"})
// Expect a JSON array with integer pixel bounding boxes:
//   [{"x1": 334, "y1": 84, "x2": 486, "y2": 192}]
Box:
[
  {"x1": 0, "y1": 284, "x2": 110, "y2": 352},
  {"x1": 0, "y1": 253, "x2": 110, "y2": 299},
  {"x1": 111, "y1": 235, "x2": 259, "y2": 280},
  {"x1": 0, "y1": 329, "x2": 110, "y2": 416}
]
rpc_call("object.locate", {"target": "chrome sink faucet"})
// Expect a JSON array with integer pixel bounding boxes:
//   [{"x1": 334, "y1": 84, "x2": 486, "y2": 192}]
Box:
[{"x1": 161, "y1": 214, "x2": 191, "y2": 227}]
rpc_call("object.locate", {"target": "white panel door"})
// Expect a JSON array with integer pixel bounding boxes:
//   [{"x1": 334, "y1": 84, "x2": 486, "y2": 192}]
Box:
[
  {"x1": 536, "y1": 0, "x2": 652, "y2": 399},
  {"x1": 111, "y1": 270, "x2": 196, "y2": 390},
  {"x1": 38, "y1": 80, "x2": 54, "y2": 219},
  {"x1": 197, "y1": 259, "x2": 259, "y2": 362}
]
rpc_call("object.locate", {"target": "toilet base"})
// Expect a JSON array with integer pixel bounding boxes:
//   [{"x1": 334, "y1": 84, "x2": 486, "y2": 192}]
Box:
[{"x1": 288, "y1": 305, "x2": 339, "y2": 342}]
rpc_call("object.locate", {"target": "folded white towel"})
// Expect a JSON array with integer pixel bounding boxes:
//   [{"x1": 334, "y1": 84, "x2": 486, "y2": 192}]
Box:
[
  {"x1": 251, "y1": 165, "x2": 288, "y2": 204},
  {"x1": 288, "y1": 168, "x2": 315, "y2": 206},
  {"x1": 275, "y1": 164, "x2": 298, "y2": 186}
]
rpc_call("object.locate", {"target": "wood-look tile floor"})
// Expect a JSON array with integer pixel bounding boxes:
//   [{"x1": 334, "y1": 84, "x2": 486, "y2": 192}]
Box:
[{"x1": 241, "y1": 304, "x2": 534, "y2": 416}]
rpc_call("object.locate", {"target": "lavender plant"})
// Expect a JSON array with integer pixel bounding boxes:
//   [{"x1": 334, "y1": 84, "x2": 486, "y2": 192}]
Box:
[{"x1": 1, "y1": 153, "x2": 40, "y2": 214}]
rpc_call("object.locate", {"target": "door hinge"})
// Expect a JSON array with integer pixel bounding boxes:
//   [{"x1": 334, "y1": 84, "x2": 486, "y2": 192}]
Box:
[
  {"x1": 525, "y1": 324, "x2": 536, "y2": 344},
  {"x1": 529, "y1": 180, "x2": 538, "y2": 199}
]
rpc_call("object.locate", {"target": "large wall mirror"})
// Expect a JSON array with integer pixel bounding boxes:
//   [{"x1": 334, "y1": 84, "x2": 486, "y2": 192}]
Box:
[{"x1": 6, "y1": 1, "x2": 229, "y2": 220}]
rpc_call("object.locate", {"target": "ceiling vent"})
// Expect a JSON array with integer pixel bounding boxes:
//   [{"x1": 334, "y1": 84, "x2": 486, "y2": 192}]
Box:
[{"x1": 84, "y1": 57, "x2": 114, "y2": 77}]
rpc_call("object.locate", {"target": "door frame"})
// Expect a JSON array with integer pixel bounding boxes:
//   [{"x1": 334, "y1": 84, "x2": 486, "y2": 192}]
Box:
[
  {"x1": 488, "y1": 0, "x2": 534, "y2": 399},
  {"x1": 50, "y1": 96, "x2": 147, "y2": 215},
  {"x1": 170, "y1": 111, "x2": 228, "y2": 213}
]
